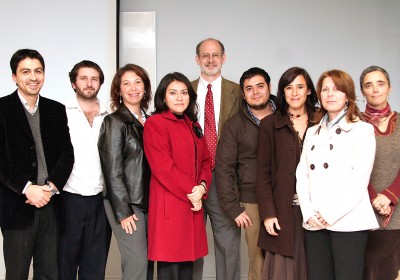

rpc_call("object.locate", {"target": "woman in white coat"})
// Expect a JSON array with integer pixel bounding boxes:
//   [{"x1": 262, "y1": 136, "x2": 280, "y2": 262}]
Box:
[{"x1": 296, "y1": 69, "x2": 378, "y2": 280}]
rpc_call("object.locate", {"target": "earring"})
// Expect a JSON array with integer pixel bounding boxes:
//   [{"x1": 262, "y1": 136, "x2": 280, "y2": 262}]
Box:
[
  {"x1": 119, "y1": 95, "x2": 122, "y2": 103},
  {"x1": 345, "y1": 101, "x2": 349, "y2": 107}
]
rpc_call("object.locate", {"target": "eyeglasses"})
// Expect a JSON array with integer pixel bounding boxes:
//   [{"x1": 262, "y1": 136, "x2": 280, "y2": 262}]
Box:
[{"x1": 200, "y1": 53, "x2": 223, "y2": 60}]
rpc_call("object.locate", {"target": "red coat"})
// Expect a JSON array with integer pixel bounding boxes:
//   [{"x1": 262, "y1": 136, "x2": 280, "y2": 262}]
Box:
[{"x1": 143, "y1": 111, "x2": 212, "y2": 262}]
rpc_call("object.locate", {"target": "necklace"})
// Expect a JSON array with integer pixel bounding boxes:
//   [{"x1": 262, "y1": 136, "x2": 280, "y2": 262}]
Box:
[
  {"x1": 289, "y1": 113, "x2": 308, "y2": 152},
  {"x1": 288, "y1": 110, "x2": 306, "y2": 119}
]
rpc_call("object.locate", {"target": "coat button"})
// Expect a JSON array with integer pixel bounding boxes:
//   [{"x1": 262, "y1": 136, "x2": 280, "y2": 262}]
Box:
[
  {"x1": 310, "y1": 164, "x2": 315, "y2": 170},
  {"x1": 30, "y1": 146, "x2": 35, "y2": 150},
  {"x1": 330, "y1": 144, "x2": 333, "y2": 150},
  {"x1": 336, "y1": 128, "x2": 341, "y2": 134},
  {"x1": 32, "y1": 162, "x2": 37, "y2": 167},
  {"x1": 311, "y1": 145, "x2": 315, "y2": 150},
  {"x1": 323, "y1": 162, "x2": 329, "y2": 169}
]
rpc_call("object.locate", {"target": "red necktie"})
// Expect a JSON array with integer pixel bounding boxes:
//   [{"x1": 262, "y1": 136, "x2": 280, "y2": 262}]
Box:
[{"x1": 204, "y1": 84, "x2": 217, "y2": 169}]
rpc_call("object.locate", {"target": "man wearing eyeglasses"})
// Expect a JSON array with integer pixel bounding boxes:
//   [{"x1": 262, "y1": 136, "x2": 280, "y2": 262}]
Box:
[{"x1": 191, "y1": 38, "x2": 242, "y2": 280}]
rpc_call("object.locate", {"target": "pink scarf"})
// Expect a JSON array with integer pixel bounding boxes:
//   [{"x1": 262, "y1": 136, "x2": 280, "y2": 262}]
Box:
[{"x1": 364, "y1": 103, "x2": 392, "y2": 127}]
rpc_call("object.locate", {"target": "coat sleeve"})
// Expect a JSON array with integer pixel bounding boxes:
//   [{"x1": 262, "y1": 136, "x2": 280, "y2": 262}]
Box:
[
  {"x1": 46, "y1": 105, "x2": 74, "y2": 190},
  {"x1": 256, "y1": 117, "x2": 277, "y2": 221},
  {"x1": 198, "y1": 136, "x2": 212, "y2": 200},
  {"x1": 98, "y1": 116, "x2": 133, "y2": 222},
  {"x1": 215, "y1": 118, "x2": 244, "y2": 220},
  {"x1": 144, "y1": 117, "x2": 198, "y2": 202}
]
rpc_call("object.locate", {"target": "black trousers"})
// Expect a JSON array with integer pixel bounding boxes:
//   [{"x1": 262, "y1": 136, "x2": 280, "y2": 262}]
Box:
[
  {"x1": 157, "y1": 261, "x2": 193, "y2": 280},
  {"x1": 58, "y1": 192, "x2": 111, "y2": 280},
  {"x1": 2, "y1": 203, "x2": 59, "y2": 280},
  {"x1": 305, "y1": 229, "x2": 368, "y2": 280}
]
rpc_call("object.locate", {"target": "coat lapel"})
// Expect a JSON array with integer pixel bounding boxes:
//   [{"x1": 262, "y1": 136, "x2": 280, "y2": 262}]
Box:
[
  {"x1": 9, "y1": 91, "x2": 34, "y2": 142},
  {"x1": 218, "y1": 77, "x2": 239, "y2": 135}
]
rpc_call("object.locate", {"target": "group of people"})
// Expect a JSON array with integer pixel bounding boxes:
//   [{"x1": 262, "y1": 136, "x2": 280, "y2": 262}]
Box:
[{"x1": 0, "y1": 37, "x2": 399, "y2": 280}]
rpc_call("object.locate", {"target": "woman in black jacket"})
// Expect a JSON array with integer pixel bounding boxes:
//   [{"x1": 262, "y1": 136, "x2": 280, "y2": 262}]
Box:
[{"x1": 98, "y1": 64, "x2": 153, "y2": 280}]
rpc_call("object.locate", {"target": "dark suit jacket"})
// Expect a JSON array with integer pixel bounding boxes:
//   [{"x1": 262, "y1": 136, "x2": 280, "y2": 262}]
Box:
[
  {"x1": 0, "y1": 90, "x2": 74, "y2": 229},
  {"x1": 191, "y1": 77, "x2": 242, "y2": 138}
]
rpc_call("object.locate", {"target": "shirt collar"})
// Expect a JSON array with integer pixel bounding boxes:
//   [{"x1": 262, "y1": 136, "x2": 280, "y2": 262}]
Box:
[
  {"x1": 67, "y1": 96, "x2": 109, "y2": 115},
  {"x1": 17, "y1": 90, "x2": 39, "y2": 114},
  {"x1": 199, "y1": 74, "x2": 222, "y2": 88}
]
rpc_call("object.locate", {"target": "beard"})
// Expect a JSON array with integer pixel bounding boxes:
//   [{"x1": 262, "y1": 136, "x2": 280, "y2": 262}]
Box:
[
  {"x1": 200, "y1": 64, "x2": 222, "y2": 77},
  {"x1": 248, "y1": 101, "x2": 269, "y2": 110},
  {"x1": 76, "y1": 87, "x2": 99, "y2": 100}
]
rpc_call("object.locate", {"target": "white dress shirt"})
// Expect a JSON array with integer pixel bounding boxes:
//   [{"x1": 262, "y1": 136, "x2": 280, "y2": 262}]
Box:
[
  {"x1": 64, "y1": 97, "x2": 109, "y2": 196},
  {"x1": 196, "y1": 75, "x2": 222, "y2": 134}
]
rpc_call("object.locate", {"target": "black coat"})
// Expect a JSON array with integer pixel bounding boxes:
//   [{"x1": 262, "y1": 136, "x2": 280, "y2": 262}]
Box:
[
  {"x1": 0, "y1": 91, "x2": 74, "y2": 229},
  {"x1": 98, "y1": 105, "x2": 150, "y2": 222}
]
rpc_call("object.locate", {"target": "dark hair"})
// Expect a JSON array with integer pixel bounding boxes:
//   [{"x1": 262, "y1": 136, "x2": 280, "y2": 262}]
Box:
[
  {"x1": 315, "y1": 69, "x2": 359, "y2": 123},
  {"x1": 10, "y1": 49, "x2": 45, "y2": 75},
  {"x1": 110, "y1": 64, "x2": 152, "y2": 111},
  {"x1": 239, "y1": 67, "x2": 271, "y2": 92},
  {"x1": 69, "y1": 60, "x2": 104, "y2": 86},
  {"x1": 275, "y1": 67, "x2": 318, "y2": 115},
  {"x1": 152, "y1": 72, "x2": 198, "y2": 121},
  {"x1": 359, "y1": 65, "x2": 391, "y2": 90},
  {"x1": 196, "y1": 38, "x2": 225, "y2": 56}
]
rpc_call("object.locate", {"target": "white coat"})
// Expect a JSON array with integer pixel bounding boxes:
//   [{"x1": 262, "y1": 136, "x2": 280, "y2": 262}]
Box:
[{"x1": 296, "y1": 116, "x2": 379, "y2": 232}]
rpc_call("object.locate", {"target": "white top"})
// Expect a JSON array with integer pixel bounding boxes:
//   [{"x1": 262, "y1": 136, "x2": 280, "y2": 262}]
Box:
[
  {"x1": 64, "y1": 97, "x2": 109, "y2": 196},
  {"x1": 296, "y1": 115, "x2": 379, "y2": 232},
  {"x1": 196, "y1": 75, "x2": 222, "y2": 134}
]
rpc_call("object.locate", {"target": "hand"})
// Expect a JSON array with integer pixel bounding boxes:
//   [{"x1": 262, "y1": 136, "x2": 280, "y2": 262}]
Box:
[
  {"x1": 25, "y1": 184, "x2": 52, "y2": 208},
  {"x1": 235, "y1": 211, "x2": 253, "y2": 228},
  {"x1": 120, "y1": 214, "x2": 138, "y2": 234},
  {"x1": 191, "y1": 200, "x2": 203, "y2": 212},
  {"x1": 372, "y1": 194, "x2": 391, "y2": 214},
  {"x1": 264, "y1": 217, "x2": 280, "y2": 236},
  {"x1": 187, "y1": 185, "x2": 206, "y2": 204},
  {"x1": 307, "y1": 213, "x2": 327, "y2": 228}
]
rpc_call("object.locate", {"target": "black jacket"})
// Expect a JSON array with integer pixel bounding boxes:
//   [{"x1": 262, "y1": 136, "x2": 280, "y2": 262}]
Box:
[
  {"x1": 0, "y1": 91, "x2": 74, "y2": 229},
  {"x1": 98, "y1": 105, "x2": 150, "y2": 222}
]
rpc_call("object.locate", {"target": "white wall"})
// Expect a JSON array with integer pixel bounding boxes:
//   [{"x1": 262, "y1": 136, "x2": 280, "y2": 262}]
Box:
[
  {"x1": 0, "y1": 0, "x2": 118, "y2": 278},
  {"x1": 121, "y1": 0, "x2": 400, "y2": 111}
]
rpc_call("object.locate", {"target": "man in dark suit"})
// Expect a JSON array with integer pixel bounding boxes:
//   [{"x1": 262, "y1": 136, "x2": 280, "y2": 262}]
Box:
[
  {"x1": 0, "y1": 49, "x2": 74, "y2": 279},
  {"x1": 191, "y1": 38, "x2": 242, "y2": 280}
]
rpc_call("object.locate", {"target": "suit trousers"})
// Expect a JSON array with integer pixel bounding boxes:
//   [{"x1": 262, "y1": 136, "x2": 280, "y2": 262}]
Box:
[
  {"x1": 58, "y1": 192, "x2": 112, "y2": 280},
  {"x1": 305, "y1": 229, "x2": 368, "y2": 280},
  {"x1": 241, "y1": 202, "x2": 264, "y2": 280},
  {"x1": 1, "y1": 203, "x2": 59, "y2": 280},
  {"x1": 104, "y1": 199, "x2": 154, "y2": 280},
  {"x1": 193, "y1": 173, "x2": 241, "y2": 280}
]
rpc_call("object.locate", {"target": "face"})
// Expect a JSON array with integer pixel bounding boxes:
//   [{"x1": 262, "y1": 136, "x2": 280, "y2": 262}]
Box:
[
  {"x1": 72, "y1": 67, "x2": 101, "y2": 100},
  {"x1": 164, "y1": 81, "x2": 190, "y2": 115},
  {"x1": 320, "y1": 77, "x2": 348, "y2": 120},
  {"x1": 362, "y1": 70, "x2": 391, "y2": 110},
  {"x1": 12, "y1": 58, "x2": 44, "y2": 98},
  {"x1": 284, "y1": 75, "x2": 310, "y2": 112},
  {"x1": 195, "y1": 40, "x2": 226, "y2": 78},
  {"x1": 243, "y1": 75, "x2": 270, "y2": 110},
  {"x1": 120, "y1": 71, "x2": 145, "y2": 109}
]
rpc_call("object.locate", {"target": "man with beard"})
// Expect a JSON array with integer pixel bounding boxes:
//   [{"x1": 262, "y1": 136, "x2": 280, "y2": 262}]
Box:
[
  {"x1": 215, "y1": 67, "x2": 276, "y2": 280},
  {"x1": 191, "y1": 38, "x2": 243, "y2": 280},
  {"x1": 58, "y1": 60, "x2": 111, "y2": 280}
]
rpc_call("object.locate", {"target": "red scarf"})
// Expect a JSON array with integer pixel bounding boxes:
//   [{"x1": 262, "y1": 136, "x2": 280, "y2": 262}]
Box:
[{"x1": 364, "y1": 103, "x2": 392, "y2": 127}]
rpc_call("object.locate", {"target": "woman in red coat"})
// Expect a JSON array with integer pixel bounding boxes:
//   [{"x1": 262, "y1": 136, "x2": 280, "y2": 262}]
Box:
[{"x1": 143, "y1": 72, "x2": 212, "y2": 279}]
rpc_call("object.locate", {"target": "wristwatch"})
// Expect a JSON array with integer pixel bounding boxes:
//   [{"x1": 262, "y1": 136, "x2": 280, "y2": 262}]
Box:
[{"x1": 49, "y1": 188, "x2": 58, "y2": 196}]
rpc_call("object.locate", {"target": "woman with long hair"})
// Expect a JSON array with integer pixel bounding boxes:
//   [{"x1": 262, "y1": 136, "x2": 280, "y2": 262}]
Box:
[
  {"x1": 98, "y1": 64, "x2": 153, "y2": 279},
  {"x1": 143, "y1": 72, "x2": 212, "y2": 279},
  {"x1": 256, "y1": 67, "x2": 318, "y2": 279}
]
